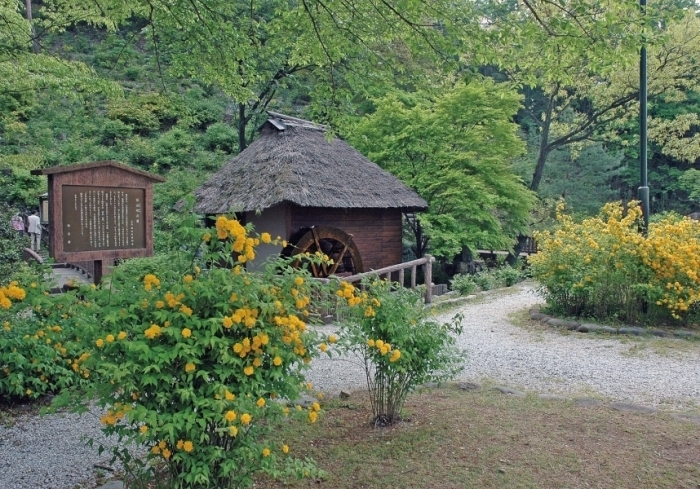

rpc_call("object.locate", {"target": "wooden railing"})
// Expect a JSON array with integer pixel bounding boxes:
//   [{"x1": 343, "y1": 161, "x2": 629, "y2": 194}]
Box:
[{"x1": 339, "y1": 255, "x2": 435, "y2": 303}]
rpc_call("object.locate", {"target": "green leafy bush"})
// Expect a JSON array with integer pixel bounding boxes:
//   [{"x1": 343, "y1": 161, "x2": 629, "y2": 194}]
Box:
[
  {"x1": 0, "y1": 265, "x2": 92, "y2": 401},
  {"x1": 332, "y1": 279, "x2": 463, "y2": 426},
  {"x1": 53, "y1": 212, "x2": 324, "y2": 488},
  {"x1": 450, "y1": 266, "x2": 523, "y2": 295},
  {"x1": 449, "y1": 274, "x2": 477, "y2": 295}
]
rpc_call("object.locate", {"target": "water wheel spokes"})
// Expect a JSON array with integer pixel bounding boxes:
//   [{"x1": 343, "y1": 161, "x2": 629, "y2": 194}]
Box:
[{"x1": 292, "y1": 226, "x2": 363, "y2": 278}]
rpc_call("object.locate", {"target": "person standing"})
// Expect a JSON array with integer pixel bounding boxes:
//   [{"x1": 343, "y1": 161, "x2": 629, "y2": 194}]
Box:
[{"x1": 27, "y1": 211, "x2": 41, "y2": 251}]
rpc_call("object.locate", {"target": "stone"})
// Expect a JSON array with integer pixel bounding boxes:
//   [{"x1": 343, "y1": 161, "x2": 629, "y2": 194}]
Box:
[
  {"x1": 292, "y1": 395, "x2": 316, "y2": 409},
  {"x1": 564, "y1": 321, "x2": 581, "y2": 331},
  {"x1": 339, "y1": 391, "x2": 351, "y2": 399},
  {"x1": 574, "y1": 398, "x2": 603, "y2": 407},
  {"x1": 530, "y1": 312, "x2": 547, "y2": 321},
  {"x1": 545, "y1": 318, "x2": 567, "y2": 327},
  {"x1": 673, "y1": 330, "x2": 698, "y2": 339},
  {"x1": 457, "y1": 382, "x2": 480, "y2": 391},
  {"x1": 528, "y1": 308, "x2": 541, "y2": 314},
  {"x1": 670, "y1": 413, "x2": 700, "y2": 424},
  {"x1": 498, "y1": 468, "x2": 506, "y2": 474},
  {"x1": 538, "y1": 393, "x2": 567, "y2": 401},
  {"x1": 617, "y1": 326, "x2": 644, "y2": 336},
  {"x1": 97, "y1": 482, "x2": 124, "y2": 489},
  {"x1": 649, "y1": 329, "x2": 669, "y2": 338},
  {"x1": 578, "y1": 324, "x2": 617, "y2": 334},
  {"x1": 608, "y1": 402, "x2": 657, "y2": 414},
  {"x1": 494, "y1": 386, "x2": 526, "y2": 397}
]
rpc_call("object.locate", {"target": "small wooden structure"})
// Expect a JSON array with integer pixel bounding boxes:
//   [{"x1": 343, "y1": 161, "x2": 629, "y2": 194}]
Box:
[
  {"x1": 193, "y1": 112, "x2": 427, "y2": 277},
  {"x1": 31, "y1": 161, "x2": 165, "y2": 283}
]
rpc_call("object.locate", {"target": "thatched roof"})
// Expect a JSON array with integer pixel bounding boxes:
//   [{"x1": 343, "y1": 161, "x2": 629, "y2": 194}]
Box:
[{"x1": 193, "y1": 112, "x2": 428, "y2": 214}]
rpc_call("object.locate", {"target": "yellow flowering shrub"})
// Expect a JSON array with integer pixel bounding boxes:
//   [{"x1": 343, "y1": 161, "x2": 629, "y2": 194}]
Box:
[
  {"x1": 530, "y1": 201, "x2": 700, "y2": 323},
  {"x1": 0, "y1": 266, "x2": 93, "y2": 400},
  {"x1": 53, "y1": 211, "x2": 323, "y2": 488},
  {"x1": 331, "y1": 279, "x2": 463, "y2": 426}
]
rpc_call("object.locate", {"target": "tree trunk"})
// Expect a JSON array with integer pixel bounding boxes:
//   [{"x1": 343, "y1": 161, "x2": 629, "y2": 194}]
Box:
[
  {"x1": 25, "y1": 0, "x2": 39, "y2": 54},
  {"x1": 530, "y1": 92, "x2": 554, "y2": 191},
  {"x1": 237, "y1": 104, "x2": 247, "y2": 152},
  {"x1": 506, "y1": 234, "x2": 529, "y2": 266}
]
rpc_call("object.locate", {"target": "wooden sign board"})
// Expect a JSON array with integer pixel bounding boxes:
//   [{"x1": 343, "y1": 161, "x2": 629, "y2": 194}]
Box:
[{"x1": 31, "y1": 161, "x2": 165, "y2": 283}]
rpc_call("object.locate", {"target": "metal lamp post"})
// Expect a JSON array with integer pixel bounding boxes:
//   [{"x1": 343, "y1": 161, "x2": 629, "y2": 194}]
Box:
[{"x1": 638, "y1": 0, "x2": 650, "y2": 231}]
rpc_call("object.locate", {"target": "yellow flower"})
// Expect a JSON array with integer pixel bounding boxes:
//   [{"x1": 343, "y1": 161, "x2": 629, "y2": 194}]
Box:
[
  {"x1": 203, "y1": 232, "x2": 212, "y2": 242},
  {"x1": 240, "y1": 413, "x2": 252, "y2": 425},
  {"x1": 185, "y1": 363, "x2": 196, "y2": 373},
  {"x1": 106, "y1": 334, "x2": 115, "y2": 343},
  {"x1": 228, "y1": 426, "x2": 238, "y2": 437},
  {"x1": 256, "y1": 398, "x2": 266, "y2": 408},
  {"x1": 158, "y1": 440, "x2": 166, "y2": 449},
  {"x1": 183, "y1": 441, "x2": 194, "y2": 452},
  {"x1": 181, "y1": 328, "x2": 192, "y2": 338},
  {"x1": 144, "y1": 324, "x2": 162, "y2": 339},
  {"x1": 328, "y1": 334, "x2": 337, "y2": 344},
  {"x1": 390, "y1": 350, "x2": 401, "y2": 362},
  {"x1": 176, "y1": 440, "x2": 184, "y2": 450},
  {"x1": 225, "y1": 410, "x2": 237, "y2": 422},
  {"x1": 282, "y1": 444, "x2": 289, "y2": 454},
  {"x1": 262, "y1": 448, "x2": 271, "y2": 457},
  {"x1": 253, "y1": 357, "x2": 263, "y2": 367},
  {"x1": 319, "y1": 343, "x2": 328, "y2": 352},
  {"x1": 366, "y1": 339, "x2": 375, "y2": 347},
  {"x1": 151, "y1": 445, "x2": 160, "y2": 454},
  {"x1": 117, "y1": 331, "x2": 127, "y2": 340},
  {"x1": 375, "y1": 339, "x2": 384, "y2": 348},
  {"x1": 155, "y1": 301, "x2": 165, "y2": 309},
  {"x1": 140, "y1": 425, "x2": 148, "y2": 434},
  {"x1": 244, "y1": 366, "x2": 254, "y2": 376},
  {"x1": 162, "y1": 448, "x2": 171, "y2": 459},
  {"x1": 273, "y1": 356, "x2": 282, "y2": 366},
  {"x1": 308, "y1": 411, "x2": 318, "y2": 423},
  {"x1": 95, "y1": 339, "x2": 104, "y2": 348},
  {"x1": 261, "y1": 232, "x2": 272, "y2": 243},
  {"x1": 179, "y1": 305, "x2": 193, "y2": 316},
  {"x1": 225, "y1": 390, "x2": 235, "y2": 401},
  {"x1": 295, "y1": 276, "x2": 304, "y2": 286},
  {"x1": 25, "y1": 389, "x2": 32, "y2": 396},
  {"x1": 311, "y1": 402, "x2": 321, "y2": 412},
  {"x1": 184, "y1": 275, "x2": 193, "y2": 283}
]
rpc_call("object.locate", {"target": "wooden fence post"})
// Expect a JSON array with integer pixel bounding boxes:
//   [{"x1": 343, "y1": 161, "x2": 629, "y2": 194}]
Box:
[{"x1": 424, "y1": 254, "x2": 433, "y2": 304}]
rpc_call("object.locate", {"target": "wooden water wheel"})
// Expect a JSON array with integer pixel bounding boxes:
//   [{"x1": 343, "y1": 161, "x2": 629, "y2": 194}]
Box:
[{"x1": 290, "y1": 226, "x2": 363, "y2": 278}]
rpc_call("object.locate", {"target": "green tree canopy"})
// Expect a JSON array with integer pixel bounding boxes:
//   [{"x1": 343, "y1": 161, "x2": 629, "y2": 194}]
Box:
[{"x1": 347, "y1": 78, "x2": 535, "y2": 259}]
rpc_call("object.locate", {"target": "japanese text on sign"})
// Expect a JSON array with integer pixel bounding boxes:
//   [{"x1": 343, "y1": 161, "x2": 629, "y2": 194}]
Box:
[{"x1": 62, "y1": 186, "x2": 146, "y2": 252}]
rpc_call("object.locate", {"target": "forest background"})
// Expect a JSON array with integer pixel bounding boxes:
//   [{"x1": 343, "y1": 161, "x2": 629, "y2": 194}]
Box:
[{"x1": 1, "y1": 0, "x2": 700, "y2": 281}]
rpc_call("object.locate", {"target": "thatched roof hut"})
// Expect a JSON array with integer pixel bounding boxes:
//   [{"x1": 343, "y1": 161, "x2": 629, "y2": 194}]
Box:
[
  {"x1": 192, "y1": 112, "x2": 427, "y2": 274},
  {"x1": 193, "y1": 112, "x2": 427, "y2": 214}
]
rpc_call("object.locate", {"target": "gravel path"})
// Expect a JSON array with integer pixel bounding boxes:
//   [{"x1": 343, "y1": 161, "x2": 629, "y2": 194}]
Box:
[
  {"x1": 308, "y1": 281, "x2": 700, "y2": 409},
  {"x1": 2, "y1": 281, "x2": 699, "y2": 489}
]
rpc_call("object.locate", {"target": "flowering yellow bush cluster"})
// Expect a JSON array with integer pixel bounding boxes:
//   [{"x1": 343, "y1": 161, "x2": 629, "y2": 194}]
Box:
[
  {"x1": 530, "y1": 201, "x2": 700, "y2": 322},
  {"x1": 1, "y1": 273, "x2": 94, "y2": 399},
  {"x1": 57, "y1": 211, "x2": 323, "y2": 488},
  {"x1": 331, "y1": 279, "x2": 463, "y2": 426},
  {"x1": 0, "y1": 281, "x2": 26, "y2": 309}
]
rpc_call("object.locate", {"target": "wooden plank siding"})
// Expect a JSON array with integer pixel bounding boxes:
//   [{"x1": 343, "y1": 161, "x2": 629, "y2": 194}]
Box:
[
  {"x1": 45, "y1": 166, "x2": 157, "y2": 263},
  {"x1": 290, "y1": 206, "x2": 403, "y2": 272}
]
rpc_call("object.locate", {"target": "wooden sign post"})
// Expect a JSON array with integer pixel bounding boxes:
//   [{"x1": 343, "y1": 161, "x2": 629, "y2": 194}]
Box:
[{"x1": 31, "y1": 161, "x2": 165, "y2": 284}]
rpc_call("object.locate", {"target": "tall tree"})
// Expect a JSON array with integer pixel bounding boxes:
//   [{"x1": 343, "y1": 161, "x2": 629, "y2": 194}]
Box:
[{"x1": 347, "y1": 78, "x2": 535, "y2": 259}]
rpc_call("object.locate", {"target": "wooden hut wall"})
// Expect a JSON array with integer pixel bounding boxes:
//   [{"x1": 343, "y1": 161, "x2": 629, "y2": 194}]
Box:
[
  {"x1": 290, "y1": 207, "x2": 402, "y2": 272},
  {"x1": 245, "y1": 204, "x2": 289, "y2": 271}
]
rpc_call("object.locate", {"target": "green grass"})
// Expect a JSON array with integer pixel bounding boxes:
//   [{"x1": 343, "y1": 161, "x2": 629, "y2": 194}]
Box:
[{"x1": 258, "y1": 385, "x2": 700, "y2": 488}]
